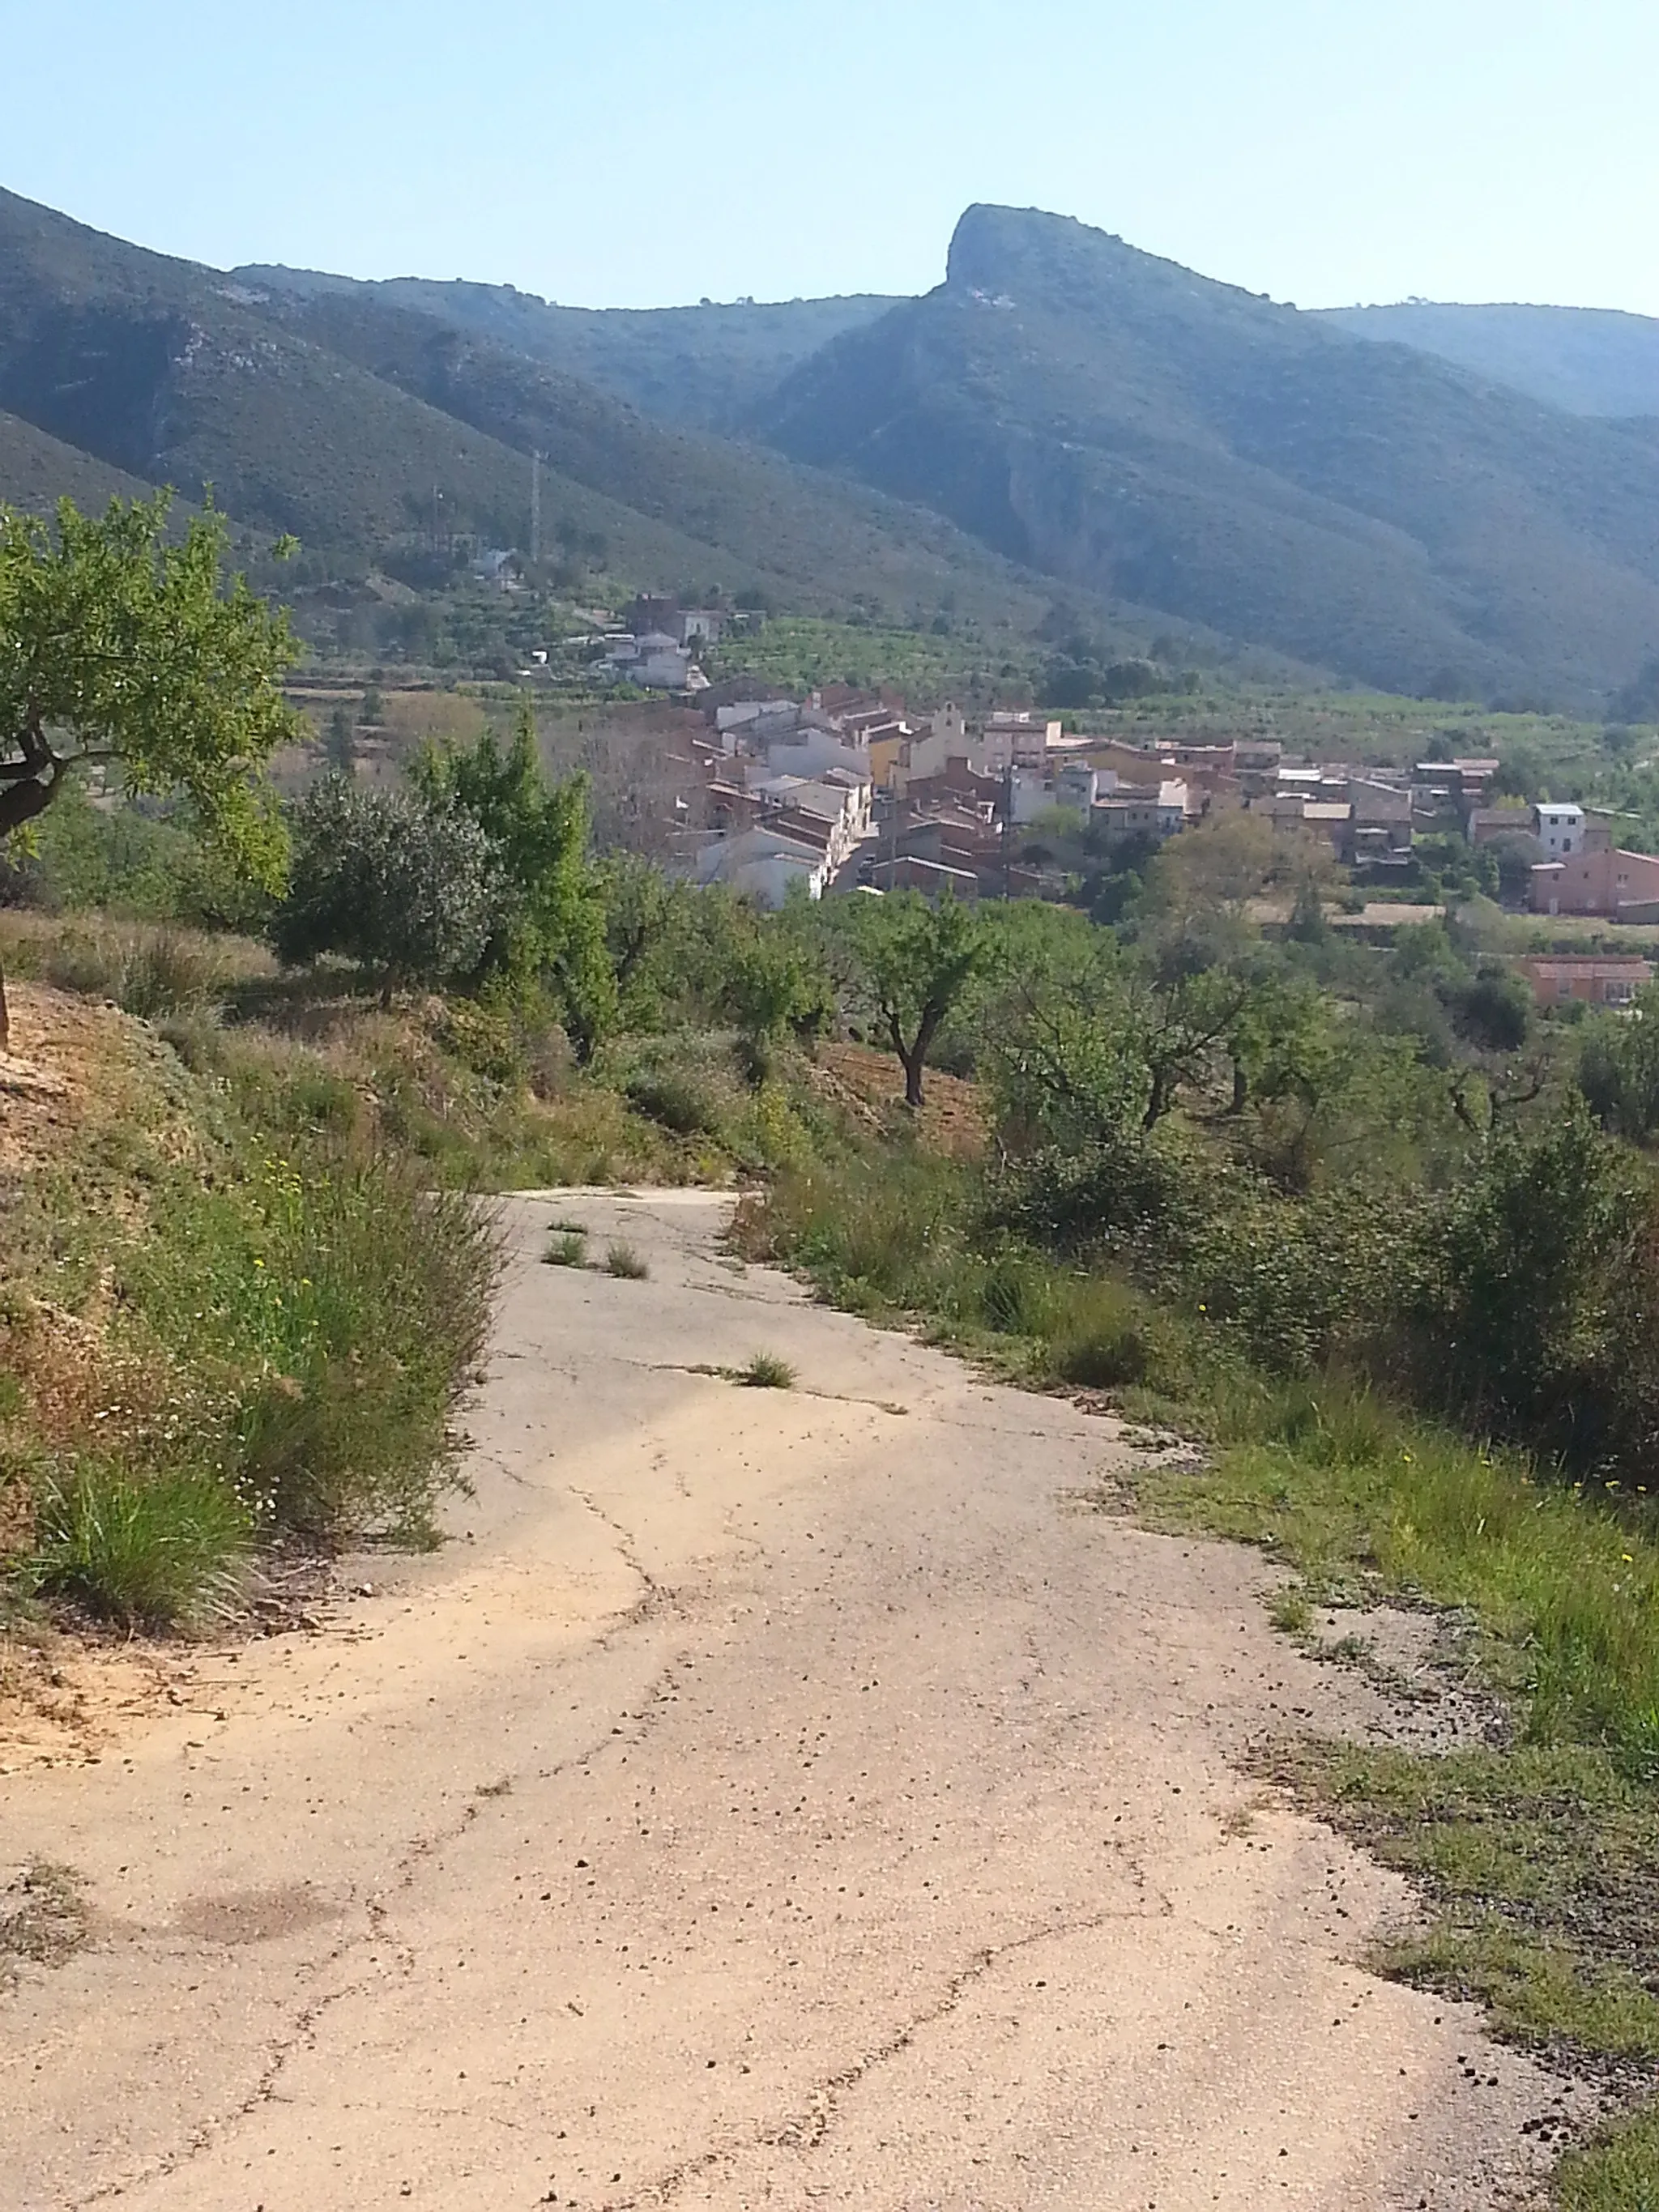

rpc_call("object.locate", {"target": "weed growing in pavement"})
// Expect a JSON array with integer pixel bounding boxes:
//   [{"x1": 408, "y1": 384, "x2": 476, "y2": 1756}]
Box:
[
  {"x1": 0, "y1": 1860, "x2": 89, "y2": 1981},
  {"x1": 736, "y1": 1352, "x2": 796, "y2": 1389},
  {"x1": 604, "y1": 1242, "x2": 650, "y2": 1280},
  {"x1": 544, "y1": 1231, "x2": 588, "y2": 1268}
]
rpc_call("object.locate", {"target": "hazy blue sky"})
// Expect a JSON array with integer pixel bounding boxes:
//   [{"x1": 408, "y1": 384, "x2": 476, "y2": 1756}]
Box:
[{"x1": 6, "y1": 0, "x2": 1657, "y2": 313}]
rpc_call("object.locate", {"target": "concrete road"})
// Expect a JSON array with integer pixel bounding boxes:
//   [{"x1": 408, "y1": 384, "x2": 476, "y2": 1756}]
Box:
[{"x1": 1, "y1": 1193, "x2": 1574, "y2": 2210}]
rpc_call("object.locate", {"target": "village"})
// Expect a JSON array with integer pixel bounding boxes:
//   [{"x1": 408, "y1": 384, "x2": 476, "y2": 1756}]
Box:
[{"x1": 570, "y1": 599, "x2": 1659, "y2": 1012}]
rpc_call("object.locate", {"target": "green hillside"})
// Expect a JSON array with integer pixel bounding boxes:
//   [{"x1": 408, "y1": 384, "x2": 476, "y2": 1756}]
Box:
[
  {"x1": 0, "y1": 408, "x2": 161, "y2": 514},
  {"x1": 258, "y1": 286, "x2": 1056, "y2": 629},
  {"x1": 236, "y1": 266, "x2": 897, "y2": 431},
  {"x1": 0, "y1": 187, "x2": 1056, "y2": 633},
  {"x1": 1318, "y1": 300, "x2": 1659, "y2": 420},
  {"x1": 757, "y1": 205, "x2": 1659, "y2": 710}
]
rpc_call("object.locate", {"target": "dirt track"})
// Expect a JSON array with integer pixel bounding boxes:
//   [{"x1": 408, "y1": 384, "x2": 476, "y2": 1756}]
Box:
[{"x1": 1, "y1": 1191, "x2": 1578, "y2": 2209}]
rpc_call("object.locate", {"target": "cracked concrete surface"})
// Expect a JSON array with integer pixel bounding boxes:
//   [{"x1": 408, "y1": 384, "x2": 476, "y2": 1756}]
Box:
[{"x1": 0, "y1": 1191, "x2": 1578, "y2": 2209}]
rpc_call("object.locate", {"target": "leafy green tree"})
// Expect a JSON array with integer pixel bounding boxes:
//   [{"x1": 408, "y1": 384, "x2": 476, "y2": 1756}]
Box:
[
  {"x1": 1488, "y1": 829, "x2": 1542, "y2": 906},
  {"x1": 723, "y1": 922, "x2": 835, "y2": 1082},
  {"x1": 414, "y1": 704, "x2": 616, "y2": 1058},
  {"x1": 1445, "y1": 962, "x2": 1532, "y2": 1055},
  {"x1": 992, "y1": 948, "x2": 1256, "y2": 1145},
  {"x1": 0, "y1": 493, "x2": 297, "y2": 1046},
  {"x1": 1580, "y1": 984, "x2": 1659, "y2": 1140},
  {"x1": 842, "y1": 890, "x2": 990, "y2": 1108},
  {"x1": 275, "y1": 774, "x2": 505, "y2": 995}
]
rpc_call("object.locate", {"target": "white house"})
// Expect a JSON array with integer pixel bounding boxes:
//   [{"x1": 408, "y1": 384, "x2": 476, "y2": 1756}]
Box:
[
  {"x1": 1534, "y1": 803, "x2": 1586, "y2": 858},
  {"x1": 762, "y1": 732, "x2": 872, "y2": 785},
  {"x1": 748, "y1": 771, "x2": 872, "y2": 870},
  {"x1": 604, "y1": 631, "x2": 704, "y2": 691},
  {"x1": 689, "y1": 826, "x2": 832, "y2": 906}
]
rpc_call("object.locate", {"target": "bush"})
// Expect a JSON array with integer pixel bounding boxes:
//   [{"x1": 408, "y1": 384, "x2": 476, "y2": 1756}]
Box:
[
  {"x1": 1044, "y1": 1276, "x2": 1154, "y2": 1390},
  {"x1": 36, "y1": 918, "x2": 262, "y2": 1017},
  {"x1": 119, "y1": 1149, "x2": 498, "y2": 1544},
  {"x1": 275, "y1": 774, "x2": 507, "y2": 991},
  {"x1": 625, "y1": 1065, "x2": 723, "y2": 1138},
  {"x1": 737, "y1": 1351, "x2": 796, "y2": 1389},
  {"x1": 604, "y1": 1242, "x2": 649, "y2": 1280},
  {"x1": 27, "y1": 1463, "x2": 250, "y2": 1631},
  {"x1": 544, "y1": 1230, "x2": 586, "y2": 1267}
]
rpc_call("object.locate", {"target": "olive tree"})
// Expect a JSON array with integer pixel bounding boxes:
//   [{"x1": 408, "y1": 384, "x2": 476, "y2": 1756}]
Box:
[
  {"x1": 0, "y1": 494, "x2": 297, "y2": 1046},
  {"x1": 275, "y1": 775, "x2": 507, "y2": 995}
]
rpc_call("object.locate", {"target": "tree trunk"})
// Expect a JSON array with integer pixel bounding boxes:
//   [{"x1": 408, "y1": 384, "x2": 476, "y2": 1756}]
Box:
[
  {"x1": 902, "y1": 1048, "x2": 925, "y2": 1110},
  {"x1": 0, "y1": 957, "x2": 9, "y2": 1055}
]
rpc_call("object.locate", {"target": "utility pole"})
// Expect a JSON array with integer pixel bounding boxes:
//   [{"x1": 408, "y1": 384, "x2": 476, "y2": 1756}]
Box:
[{"x1": 530, "y1": 450, "x2": 543, "y2": 568}]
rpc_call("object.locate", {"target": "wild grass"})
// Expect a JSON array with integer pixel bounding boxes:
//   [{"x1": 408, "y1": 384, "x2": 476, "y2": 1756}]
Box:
[
  {"x1": 1130, "y1": 1380, "x2": 1659, "y2": 1768},
  {"x1": 0, "y1": 911, "x2": 272, "y2": 1018},
  {"x1": 130, "y1": 1153, "x2": 499, "y2": 1543},
  {"x1": 604, "y1": 1242, "x2": 650, "y2": 1280},
  {"x1": 544, "y1": 1230, "x2": 588, "y2": 1268},
  {"x1": 737, "y1": 1351, "x2": 796, "y2": 1389},
  {"x1": 1559, "y1": 2103, "x2": 1659, "y2": 2212},
  {"x1": 754, "y1": 1151, "x2": 1659, "y2": 1771},
  {"x1": 24, "y1": 1463, "x2": 251, "y2": 1631}
]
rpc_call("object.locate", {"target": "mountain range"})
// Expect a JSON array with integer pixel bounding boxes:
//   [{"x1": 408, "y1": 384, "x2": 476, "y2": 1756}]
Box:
[{"x1": 2, "y1": 184, "x2": 1658, "y2": 709}]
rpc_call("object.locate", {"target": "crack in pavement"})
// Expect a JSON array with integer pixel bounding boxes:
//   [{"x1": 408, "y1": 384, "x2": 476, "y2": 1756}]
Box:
[
  {"x1": 66, "y1": 1660, "x2": 691, "y2": 2209},
  {"x1": 603, "y1": 1909, "x2": 1162, "y2": 2210},
  {"x1": 591, "y1": 1359, "x2": 1113, "y2": 1443}
]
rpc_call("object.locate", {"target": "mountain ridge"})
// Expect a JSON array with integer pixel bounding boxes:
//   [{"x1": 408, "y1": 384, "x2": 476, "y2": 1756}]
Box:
[
  {"x1": 0, "y1": 185, "x2": 1058, "y2": 635},
  {"x1": 6, "y1": 186, "x2": 1659, "y2": 703},
  {"x1": 752, "y1": 203, "x2": 1659, "y2": 705},
  {"x1": 1317, "y1": 300, "x2": 1659, "y2": 420}
]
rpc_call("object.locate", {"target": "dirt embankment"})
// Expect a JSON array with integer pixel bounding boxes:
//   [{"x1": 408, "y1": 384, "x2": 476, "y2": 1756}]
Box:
[{"x1": 1, "y1": 1191, "x2": 1585, "y2": 2209}]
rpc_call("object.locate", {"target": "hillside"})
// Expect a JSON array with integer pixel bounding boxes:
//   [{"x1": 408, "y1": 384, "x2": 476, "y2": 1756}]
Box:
[
  {"x1": 0, "y1": 408, "x2": 161, "y2": 516},
  {"x1": 757, "y1": 205, "x2": 1659, "y2": 708},
  {"x1": 1318, "y1": 301, "x2": 1659, "y2": 420},
  {"x1": 0, "y1": 188, "x2": 1051, "y2": 633},
  {"x1": 236, "y1": 267, "x2": 897, "y2": 431}
]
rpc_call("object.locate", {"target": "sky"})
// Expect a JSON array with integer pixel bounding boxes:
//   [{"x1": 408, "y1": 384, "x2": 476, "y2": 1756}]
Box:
[{"x1": 5, "y1": 0, "x2": 1658, "y2": 314}]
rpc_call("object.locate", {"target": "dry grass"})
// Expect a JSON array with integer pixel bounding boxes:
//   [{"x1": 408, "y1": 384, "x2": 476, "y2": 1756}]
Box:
[
  {"x1": 812, "y1": 1041, "x2": 987, "y2": 1159},
  {"x1": 0, "y1": 1860, "x2": 89, "y2": 1980}
]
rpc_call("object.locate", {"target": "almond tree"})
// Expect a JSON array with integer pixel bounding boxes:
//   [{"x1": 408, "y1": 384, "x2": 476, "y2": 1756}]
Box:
[
  {"x1": 843, "y1": 889, "x2": 990, "y2": 1109},
  {"x1": 0, "y1": 493, "x2": 298, "y2": 1048}
]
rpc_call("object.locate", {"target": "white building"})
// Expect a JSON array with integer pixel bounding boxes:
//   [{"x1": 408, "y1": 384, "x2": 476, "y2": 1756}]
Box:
[
  {"x1": 748, "y1": 772, "x2": 872, "y2": 869},
  {"x1": 1534, "y1": 803, "x2": 1587, "y2": 858},
  {"x1": 689, "y1": 827, "x2": 833, "y2": 906},
  {"x1": 604, "y1": 631, "x2": 704, "y2": 691}
]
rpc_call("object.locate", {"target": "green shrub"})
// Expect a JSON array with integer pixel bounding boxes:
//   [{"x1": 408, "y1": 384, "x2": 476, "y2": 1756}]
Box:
[
  {"x1": 1044, "y1": 1276, "x2": 1153, "y2": 1390},
  {"x1": 738, "y1": 1351, "x2": 796, "y2": 1389},
  {"x1": 27, "y1": 1463, "x2": 250, "y2": 1631},
  {"x1": 976, "y1": 1249, "x2": 1063, "y2": 1338},
  {"x1": 625, "y1": 1065, "x2": 723, "y2": 1138},
  {"x1": 604, "y1": 1242, "x2": 649, "y2": 1280},
  {"x1": 117, "y1": 1150, "x2": 498, "y2": 1544},
  {"x1": 544, "y1": 1230, "x2": 587, "y2": 1267}
]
